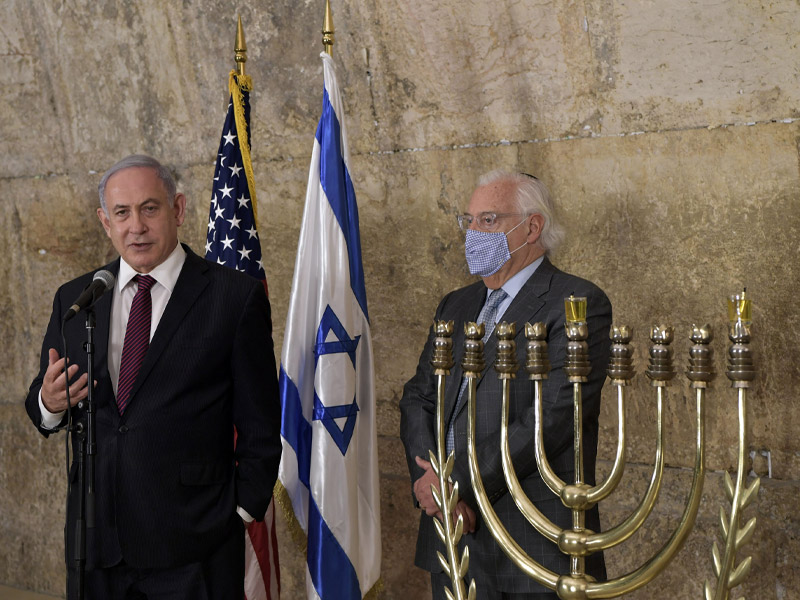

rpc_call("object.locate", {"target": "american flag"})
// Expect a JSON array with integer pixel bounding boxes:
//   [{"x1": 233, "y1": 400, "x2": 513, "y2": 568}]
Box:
[
  {"x1": 206, "y1": 72, "x2": 266, "y2": 287},
  {"x1": 206, "y1": 69, "x2": 280, "y2": 600}
]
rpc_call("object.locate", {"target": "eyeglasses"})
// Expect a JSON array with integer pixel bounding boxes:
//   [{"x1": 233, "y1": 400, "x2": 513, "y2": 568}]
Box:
[{"x1": 456, "y1": 212, "x2": 526, "y2": 232}]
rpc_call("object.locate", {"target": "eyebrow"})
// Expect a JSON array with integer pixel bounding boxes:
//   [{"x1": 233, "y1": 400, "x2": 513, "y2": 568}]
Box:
[{"x1": 110, "y1": 197, "x2": 162, "y2": 208}]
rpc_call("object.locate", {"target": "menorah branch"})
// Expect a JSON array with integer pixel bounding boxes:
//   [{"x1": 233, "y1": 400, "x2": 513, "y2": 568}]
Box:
[{"x1": 705, "y1": 295, "x2": 759, "y2": 600}]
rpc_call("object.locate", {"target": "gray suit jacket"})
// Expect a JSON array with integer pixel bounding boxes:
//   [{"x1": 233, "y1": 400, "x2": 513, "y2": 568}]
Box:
[{"x1": 399, "y1": 257, "x2": 611, "y2": 593}]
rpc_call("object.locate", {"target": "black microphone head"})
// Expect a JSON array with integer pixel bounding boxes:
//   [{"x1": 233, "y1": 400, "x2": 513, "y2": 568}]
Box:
[
  {"x1": 93, "y1": 269, "x2": 116, "y2": 291},
  {"x1": 63, "y1": 269, "x2": 116, "y2": 322}
]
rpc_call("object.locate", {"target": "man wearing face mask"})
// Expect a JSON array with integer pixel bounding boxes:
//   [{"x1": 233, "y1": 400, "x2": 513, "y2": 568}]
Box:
[{"x1": 400, "y1": 170, "x2": 612, "y2": 599}]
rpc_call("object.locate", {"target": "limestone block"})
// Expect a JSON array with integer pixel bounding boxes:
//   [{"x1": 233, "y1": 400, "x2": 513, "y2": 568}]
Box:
[
  {"x1": 6, "y1": 1, "x2": 797, "y2": 179},
  {"x1": 0, "y1": 1, "x2": 325, "y2": 178},
  {"x1": 1, "y1": 2, "x2": 218, "y2": 176},
  {"x1": 273, "y1": 505, "x2": 307, "y2": 600},
  {"x1": 378, "y1": 477, "x2": 431, "y2": 599},
  {"x1": 0, "y1": 404, "x2": 66, "y2": 595},
  {"x1": 333, "y1": 0, "x2": 800, "y2": 153},
  {"x1": 609, "y1": 0, "x2": 800, "y2": 132},
  {"x1": 1, "y1": 172, "x2": 109, "y2": 401},
  {"x1": 378, "y1": 435, "x2": 410, "y2": 480}
]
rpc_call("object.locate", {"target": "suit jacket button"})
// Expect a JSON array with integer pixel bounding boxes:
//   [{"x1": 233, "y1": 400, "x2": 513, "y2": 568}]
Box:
[{"x1": 119, "y1": 425, "x2": 128, "y2": 433}]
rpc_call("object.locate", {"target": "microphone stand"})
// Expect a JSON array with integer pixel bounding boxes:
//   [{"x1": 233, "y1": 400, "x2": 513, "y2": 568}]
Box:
[{"x1": 70, "y1": 308, "x2": 97, "y2": 600}]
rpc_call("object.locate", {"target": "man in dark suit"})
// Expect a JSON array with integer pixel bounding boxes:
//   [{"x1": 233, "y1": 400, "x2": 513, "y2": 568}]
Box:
[
  {"x1": 25, "y1": 155, "x2": 281, "y2": 599},
  {"x1": 399, "y1": 171, "x2": 612, "y2": 599}
]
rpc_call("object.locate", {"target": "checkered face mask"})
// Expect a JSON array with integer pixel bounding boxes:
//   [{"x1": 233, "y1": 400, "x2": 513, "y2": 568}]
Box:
[{"x1": 464, "y1": 218, "x2": 528, "y2": 276}]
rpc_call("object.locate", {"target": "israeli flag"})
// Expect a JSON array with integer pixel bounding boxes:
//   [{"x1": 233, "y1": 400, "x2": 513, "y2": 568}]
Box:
[{"x1": 278, "y1": 52, "x2": 381, "y2": 599}]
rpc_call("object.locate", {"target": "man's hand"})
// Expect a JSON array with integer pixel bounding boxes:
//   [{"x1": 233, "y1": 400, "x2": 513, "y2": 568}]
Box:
[
  {"x1": 413, "y1": 456, "x2": 476, "y2": 533},
  {"x1": 454, "y1": 500, "x2": 476, "y2": 534},
  {"x1": 413, "y1": 456, "x2": 442, "y2": 518},
  {"x1": 40, "y1": 348, "x2": 89, "y2": 413}
]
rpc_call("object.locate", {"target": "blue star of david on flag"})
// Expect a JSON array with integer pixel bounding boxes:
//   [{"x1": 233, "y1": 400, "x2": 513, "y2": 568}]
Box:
[{"x1": 313, "y1": 306, "x2": 360, "y2": 455}]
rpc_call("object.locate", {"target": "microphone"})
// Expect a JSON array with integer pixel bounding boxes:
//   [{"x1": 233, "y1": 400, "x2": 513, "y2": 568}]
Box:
[{"x1": 63, "y1": 270, "x2": 116, "y2": 322}]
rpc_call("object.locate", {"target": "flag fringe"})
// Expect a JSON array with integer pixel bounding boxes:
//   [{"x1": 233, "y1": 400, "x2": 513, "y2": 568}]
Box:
[
  {"x1": 229, "y1": 70, "x2": 259, "y2": 222},
  {"x1": 363, "y1": 577, "x2": 384, "y2": 600},
  {"x1": 273, "y1": 481, "x2": 384, "y2": 599},
  {"x1": 273, "y1": 480, "x2": 308, "y2": 554}
]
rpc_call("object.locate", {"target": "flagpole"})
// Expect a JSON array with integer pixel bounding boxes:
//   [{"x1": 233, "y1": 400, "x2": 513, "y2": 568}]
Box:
[
  {"x1": 322, "y1": 0, "x2": 334, "y2": 56},
  {"x1": 235, "y1": 15, "x2": 247, "y2": 76}
]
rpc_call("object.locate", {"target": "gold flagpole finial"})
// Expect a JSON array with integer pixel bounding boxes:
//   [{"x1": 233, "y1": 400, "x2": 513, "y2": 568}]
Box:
[
  {"x1": 322, "y1": 0, "x2": 335, "y2": 56},
  {"x1": 235, "y1": 15, "x2": 247, "y2": 76}
]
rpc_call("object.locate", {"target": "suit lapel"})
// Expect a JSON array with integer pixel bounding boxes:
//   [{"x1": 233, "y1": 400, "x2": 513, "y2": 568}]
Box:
[
  {"x1": 453, "y1": 257, "x2": 557, "y2": 419},
  {"x1": 92, "y1": 260, "x2": 119, "y2": 373},
  {"x1": 91, "y1": 260, "x2": 119, "y2": 410},
  {"x1": 125, "y1": 248, "x2": 210, "y2": 406}
]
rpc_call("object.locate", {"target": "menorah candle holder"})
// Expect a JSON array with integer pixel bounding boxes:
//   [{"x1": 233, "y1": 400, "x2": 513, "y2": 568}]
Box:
[
  {"x1": 427, "y1": 293, "x2": 758, "y2": 599},
  {"x1": 428, "y1": 319, "x2": 476, "y2": 600},
  {"x1": 704, "y1": 292, "x2": 759, "y2": 600}
]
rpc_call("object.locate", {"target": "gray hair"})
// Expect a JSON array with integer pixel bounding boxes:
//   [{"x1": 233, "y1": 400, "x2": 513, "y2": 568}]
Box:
[
  {"x1": 477, "y1": 170, "x2": 565, "y2": 252},
  {"x1": 98, "y1": 154, "x2": 177, "y2": 214}
]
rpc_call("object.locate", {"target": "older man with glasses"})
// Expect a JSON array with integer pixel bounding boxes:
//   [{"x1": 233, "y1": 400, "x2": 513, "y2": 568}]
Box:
[{"x1": 400, "y1": 170, "x2": 612, "y2": 599}]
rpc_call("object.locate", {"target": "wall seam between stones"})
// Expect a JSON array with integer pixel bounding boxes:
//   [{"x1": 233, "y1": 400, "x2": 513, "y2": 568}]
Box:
[
  {"x1": 3, "y1": 116, "x2": 799, "y2": 183},
  {"x1": 358, "y1": 116, "x2": 800, "y2": 157}
]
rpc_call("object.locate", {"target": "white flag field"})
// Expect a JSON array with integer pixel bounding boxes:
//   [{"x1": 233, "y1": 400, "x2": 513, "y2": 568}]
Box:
[{"x1": 277, "y1": 51, "x2": 382, "y2": 599}]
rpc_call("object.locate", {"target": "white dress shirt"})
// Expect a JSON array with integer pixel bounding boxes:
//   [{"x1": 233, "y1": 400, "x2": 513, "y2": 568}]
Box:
[
  {"x1": 485, "y1": 254, "x2": 545, "y2": 319},
  {"x1": 108, "y1": 243, "x2": 186, "y2": 394}
]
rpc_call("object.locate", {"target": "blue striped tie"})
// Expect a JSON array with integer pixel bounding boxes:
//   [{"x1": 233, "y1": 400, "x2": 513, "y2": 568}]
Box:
[{"x1": 446, "y1": 288, "x2": 508, "y2": 453}]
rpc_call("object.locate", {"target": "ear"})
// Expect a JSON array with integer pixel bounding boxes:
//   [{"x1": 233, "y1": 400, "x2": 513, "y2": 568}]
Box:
[
  {"x1": 97, "y1": 207, "x2": 112, "y2": 238},
  {"x1": 527, "y1": 214, "x2": 545, "y2": 245},
  {"x1": 173, "y1": 193, "x2": 187, "y2": 227}
]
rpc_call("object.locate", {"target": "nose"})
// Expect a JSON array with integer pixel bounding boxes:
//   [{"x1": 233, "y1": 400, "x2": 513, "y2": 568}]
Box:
[{"x1": 129, "y1": 209, "x2": 147, "y2": 234}]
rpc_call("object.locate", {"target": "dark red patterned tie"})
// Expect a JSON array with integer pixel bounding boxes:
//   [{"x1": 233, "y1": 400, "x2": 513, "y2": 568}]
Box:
[{"x1": 116, "y1": 274, "x2": 156, "y2": 414}]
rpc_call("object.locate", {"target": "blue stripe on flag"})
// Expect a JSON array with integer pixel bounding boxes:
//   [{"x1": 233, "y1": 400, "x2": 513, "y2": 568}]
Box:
[
  {"x1": 281, "y1": 367, "x2": 364, "y2": 598},
  {"x1": 315, "y1": 88, "x2": 369, "y2": 322},
  {"x1": 278, "y1": 367, "x2": 311, "y2": 487},
  {"x1": 308, "y1": 494, "x2": 362, "y2": 599}
]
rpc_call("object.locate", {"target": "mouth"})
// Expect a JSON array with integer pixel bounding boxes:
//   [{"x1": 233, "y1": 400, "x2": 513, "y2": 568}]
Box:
[{"x1": 129, "y1": 242, "x2": 153, "y2": 251}]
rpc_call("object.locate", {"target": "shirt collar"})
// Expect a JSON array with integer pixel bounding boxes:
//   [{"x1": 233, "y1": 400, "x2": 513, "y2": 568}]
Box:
[
  {"x1": 116, "y1": 242, "x2": 187, "y2": 293},
  {"x1": 488, "y1": 255, "x2": 544, "y2": 302}
]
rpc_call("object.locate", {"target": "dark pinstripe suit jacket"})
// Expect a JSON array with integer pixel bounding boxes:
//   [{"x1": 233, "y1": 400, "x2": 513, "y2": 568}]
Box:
[
  {"x1": 25, "y1": 245, "x2": 281, "y2": 570},
  {"x1": 399, "y1": 257, "x2": 611, "y2": 594}
]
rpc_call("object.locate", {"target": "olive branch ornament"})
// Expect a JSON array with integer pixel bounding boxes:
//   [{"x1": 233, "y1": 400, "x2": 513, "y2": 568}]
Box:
[{"x1": 430, "y1": 320, "x2": 476, "y2": 600}]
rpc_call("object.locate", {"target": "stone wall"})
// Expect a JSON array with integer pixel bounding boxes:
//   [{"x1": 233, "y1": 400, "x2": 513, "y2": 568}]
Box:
[{"x1": 1, "y1": 0, "x2": 798, "y2": 598}]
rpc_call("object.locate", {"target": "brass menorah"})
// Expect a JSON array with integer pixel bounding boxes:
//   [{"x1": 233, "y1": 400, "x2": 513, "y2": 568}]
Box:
[{"x1": 427, "y1": 293, "x2": 758, "y2": 600}]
